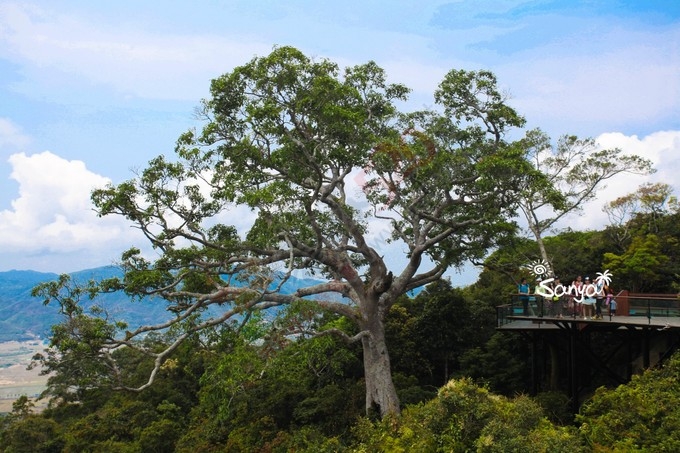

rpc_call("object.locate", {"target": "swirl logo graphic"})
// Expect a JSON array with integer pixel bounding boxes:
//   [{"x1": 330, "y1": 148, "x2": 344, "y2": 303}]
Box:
[{"x1": 522, "y1": 260, "x2": 551, "y2": 277}]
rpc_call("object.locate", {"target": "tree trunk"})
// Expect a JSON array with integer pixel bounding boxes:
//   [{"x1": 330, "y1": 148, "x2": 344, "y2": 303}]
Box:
[
  {"x1": 361, "y1": 314, "x2": 400, "y2": 417},
  {"x1": 535, "y1": 229, "x2": 552, "y2": 273},
  {"x1": 538, "y1": 238, "x2": 549, "y2": 267}
]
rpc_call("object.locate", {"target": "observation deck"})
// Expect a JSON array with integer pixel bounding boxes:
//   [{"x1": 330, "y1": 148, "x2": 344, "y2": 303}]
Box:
[{"x1": 495, "y1": 292, "x2": 680, "y2": 413}]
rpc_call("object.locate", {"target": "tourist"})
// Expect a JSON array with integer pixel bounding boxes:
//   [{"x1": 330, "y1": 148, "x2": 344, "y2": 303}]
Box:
[
  {"x1": 594, "y1": 277, "x2": 607, "y2": 320},
  {"x1": 518, "y1": 277, "x2": 530, "y2": 315},
  {"x1": 552, "y1": 277, "x2": 565, "y2": 317},
  {"x1": 570, "y1": 275, "x2": 584, "y2": 317},
  {"x1": 582, "y1": 276, "x2": 596, "y2": 319},
  {"x1": 607, "y1": 288, "x2": 617, "y2": 316},
  {"x1": 535, "y1": 277, "x2": 549, "y2": 316}
]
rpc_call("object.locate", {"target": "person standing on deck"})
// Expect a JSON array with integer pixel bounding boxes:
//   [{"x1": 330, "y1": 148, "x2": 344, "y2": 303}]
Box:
[
  {"x1": 518, "y1": 277, "x2": 530, "y2": 315},
  {"x1": 594, "y1": 277, "x2": 607, "y2": 320},
  {"x1": 609, "y1": 296, "x2": 617, "y2": 316},
  {"x1": 535, "y1": 277, "x2": 549, "y2": 317},
  {"x1": 570, "y1": 275, "x2": 584, "y2": 317},
  {"x1": 552, "y1": 277, "x2": 565, "y2": 317},
  {"x1": 582, "y1": 276, "x2": 596, "y2": 319}
]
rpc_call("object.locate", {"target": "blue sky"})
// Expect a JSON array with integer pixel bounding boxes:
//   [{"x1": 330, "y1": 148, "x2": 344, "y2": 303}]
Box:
[{"x1": 0, "y1": 1, "x2": 679, "y2": 282}]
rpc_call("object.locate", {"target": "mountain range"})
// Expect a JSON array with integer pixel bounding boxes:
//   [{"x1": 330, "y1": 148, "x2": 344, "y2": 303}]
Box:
[{"x1": 0, "y1": 266, "x2": 328, "y2": 343}]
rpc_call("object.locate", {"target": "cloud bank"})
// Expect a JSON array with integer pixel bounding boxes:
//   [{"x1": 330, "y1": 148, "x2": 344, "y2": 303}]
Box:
[{"x1": 0, "y1": 151, "x2": 141, "y2": 272}]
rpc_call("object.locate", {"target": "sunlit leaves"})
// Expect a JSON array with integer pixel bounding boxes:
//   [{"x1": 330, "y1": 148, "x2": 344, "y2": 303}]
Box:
[
  {"x1": 436, "y1": 69, "x2": 526, "y2": 134},
  {"x1": 352, "y1": 377, "x2": 584, "y2": 452},
  {"x1": 603, "y1": 234, "x2": 670, "y2": 292},
  {"x1": 578, "y1": 352, "x2": 680, "y2": 451}
]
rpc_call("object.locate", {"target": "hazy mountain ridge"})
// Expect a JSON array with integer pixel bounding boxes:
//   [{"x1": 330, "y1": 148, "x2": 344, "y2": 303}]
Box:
[
  {"x1": 0, "y1": 269, "x2": 60, "y2": 342},
  {"x1": 0, "y1": 266, "x2": 334, "y2": 343}
]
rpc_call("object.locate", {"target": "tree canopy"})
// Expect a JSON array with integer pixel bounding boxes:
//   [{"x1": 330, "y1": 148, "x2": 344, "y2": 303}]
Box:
[{"x1": 515, "y1": 129, "x2": 653, "y2": 273}]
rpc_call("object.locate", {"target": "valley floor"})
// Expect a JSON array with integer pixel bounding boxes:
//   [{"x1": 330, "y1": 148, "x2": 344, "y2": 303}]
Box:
[{"x1": 0, "y1": 340, "x2": 49, "y2": 413}]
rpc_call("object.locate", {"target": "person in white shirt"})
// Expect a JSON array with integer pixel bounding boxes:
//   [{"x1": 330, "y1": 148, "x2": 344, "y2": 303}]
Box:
[{"x1": 582, "y1": 276, "x2": 596, "y2": 319}]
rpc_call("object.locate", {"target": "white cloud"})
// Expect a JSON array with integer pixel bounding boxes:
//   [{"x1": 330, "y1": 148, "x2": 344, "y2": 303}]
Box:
[
  {"x1": 0, "y1": 149, "x2": 266, "y2": 272},
  {"x1": 559, "y1": 130, "x2": 680, "y2": 232},
  {"x1": 0, "y1": 151, "x2": 140, "y2": 271},
  {"x1": 502, "y1": 27, "x2": 680, "y2": 135}
]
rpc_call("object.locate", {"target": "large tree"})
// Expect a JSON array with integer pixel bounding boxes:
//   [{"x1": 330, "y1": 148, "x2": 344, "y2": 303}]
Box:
[
  {"x1": 515, "y1": 129, "x2": 653, "y2": 272},
  {"x1": 45, "y1": 47, "x2": 531, "y2": 417}
]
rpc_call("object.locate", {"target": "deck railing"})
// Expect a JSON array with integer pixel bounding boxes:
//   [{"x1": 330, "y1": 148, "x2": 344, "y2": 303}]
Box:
[
  {"x1": 498, "y1": 292, "x2": 680, "y2": 326},
  {"x1": 625, "y1": 293, "x2": 680, "y2": 321}
]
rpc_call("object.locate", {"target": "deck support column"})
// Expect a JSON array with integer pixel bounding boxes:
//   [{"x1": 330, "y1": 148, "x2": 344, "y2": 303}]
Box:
[
  {"x1": 531, "y1": 331, "x2": 539, "y2": 395},
  {"x1": 643, "y1": 327, "x2": 650, "y2": 369},
  {"x1": 569, "y1": 323, "x2": 579, "y2": 414}
]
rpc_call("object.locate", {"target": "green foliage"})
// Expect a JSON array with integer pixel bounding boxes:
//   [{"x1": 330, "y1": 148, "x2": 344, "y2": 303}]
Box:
[
  {"x1": 477, "y1": 229, "x2": 611, "y2": 289},
  {"x1": 578, "y1": 352, "x2": 680, "y2": 452},
  {"x1": 543, "y1": 230, "x2": 614, "y2": 282},
  {"x1": 29, "y1": 274, "x2": 125, "y2": 401},
  {"x1": 138, "y1": 418, "x2": 184, "y2": 453},
  {"x1": 436, "y1": 69, "x2": 525, "y2": 133},
  {"x1": 385, "y1": 280, "x2": 497, "y2": 390},
  {"x1": 603, "y1": 234, "x2": 670, "y2": 292},
  {"x1": 176, "y1": 311, "x2": 364, "y2": 449},
  {"x1": 0, "y1": 415, "x2": 64, "y2": 453},
  {"x1": 351, "y1": 377, "x2": 584, "y2": 452},
  {"x1": 384, "y1": 303, "x2": 432, "y2": 382},
  {"x1": 5, "y1": 333, "x2": 204, "y2": 452},
  {"x1": 458, "y1": 332, "x2": 532, "y2": 396},
  {"x1": 8, "y1": 395, "x2": 34, "y2": 419},
  {"x1": 603, "y1": 184, "x2": 680, "y2": 292},
  {"x1": 533, "y1": 391, "x2": 574, "y2": 425}
]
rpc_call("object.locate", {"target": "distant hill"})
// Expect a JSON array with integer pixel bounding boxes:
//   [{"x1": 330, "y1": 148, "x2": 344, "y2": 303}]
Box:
[
  {"x1": 0, "y1": 269, "x2": 61, "y2": 342},
  {"x1": 0, "y1": 266, "x2": 333, "y2": 343}
]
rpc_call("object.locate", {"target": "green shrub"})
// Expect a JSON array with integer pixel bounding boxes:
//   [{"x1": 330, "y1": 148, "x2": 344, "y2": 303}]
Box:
[
  {"x1": 578, "y1": 352, "x2": 680, "y2": 452},
  {"x1": 351, "y1": 377, "x2": 584, "y2": 452}
]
